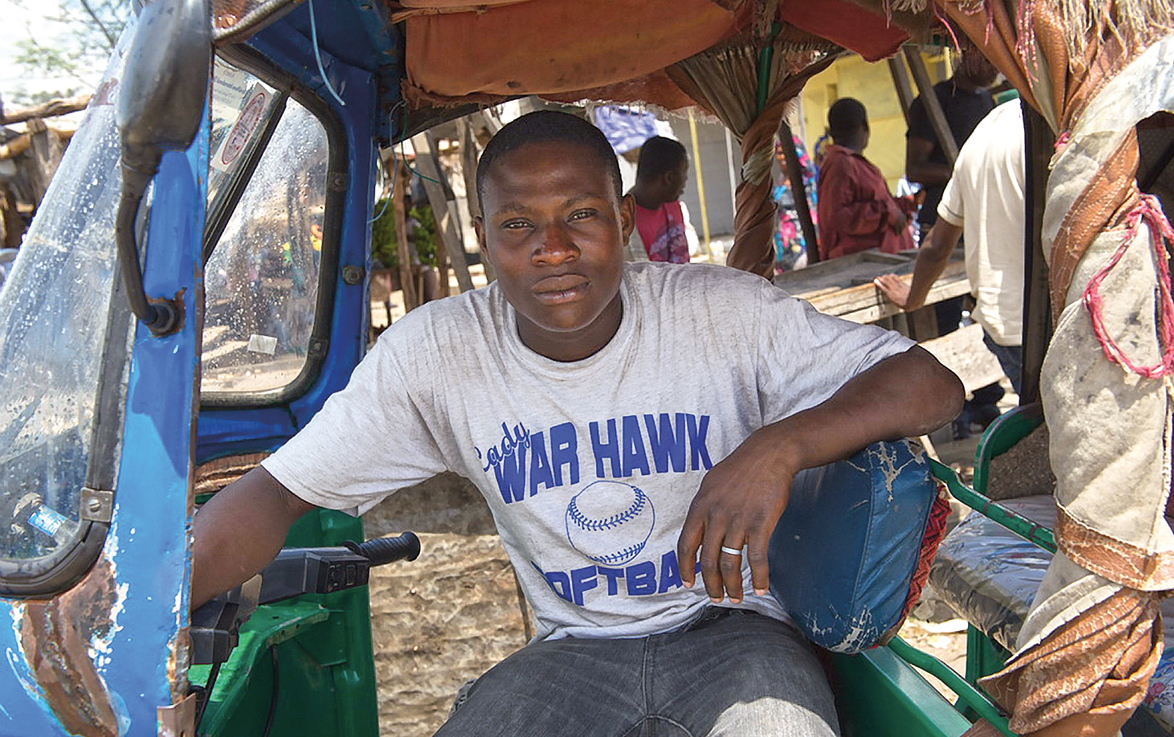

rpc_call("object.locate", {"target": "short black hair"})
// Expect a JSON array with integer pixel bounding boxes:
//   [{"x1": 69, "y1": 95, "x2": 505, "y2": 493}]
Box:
[
  {"x1": 476, "y1": 110, "x2": 622, "y2": 204},
  {"x1": 827, "y1": 98, "x2": 868, "y2": 141},
  {"x1": 636, "y1": 136, "x2": 688, "y2": 181}
]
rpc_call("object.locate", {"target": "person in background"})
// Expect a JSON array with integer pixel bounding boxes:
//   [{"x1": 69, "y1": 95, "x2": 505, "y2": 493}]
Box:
[
  {"x1": 772, "y1": 133, "x2": 818, "y2": 272},
  {"x1": 816, "y1": 98, "x2": 914, "y2": 261},
  {"x1": 877, "y1": 99, "x2": 1025, "y2": 425},
  {"x1": 905, "y1": 42, "x2": 999, "y2": 334},
  {"x1": 626, "y1": 136, "x2": 694, "y2": 264}
]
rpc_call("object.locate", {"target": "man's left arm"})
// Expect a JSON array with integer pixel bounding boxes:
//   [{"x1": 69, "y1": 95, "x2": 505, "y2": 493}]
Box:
[{"x1": 677, "y1": 345, "x2": 963, "y2": 604}]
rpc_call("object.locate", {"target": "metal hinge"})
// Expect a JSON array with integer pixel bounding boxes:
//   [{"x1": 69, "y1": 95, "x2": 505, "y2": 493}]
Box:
[
  {"x1": 80, "y1": 488, "x2": 114, "y2": 523},
  {"x1": 157, "y1": 692, "x2": 197, "y2": 737}
]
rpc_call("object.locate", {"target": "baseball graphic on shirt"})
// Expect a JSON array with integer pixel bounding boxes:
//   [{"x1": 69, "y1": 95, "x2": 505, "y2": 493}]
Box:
[{"x1": 565, "y1": 480, "x2": 656, "y2": 566}]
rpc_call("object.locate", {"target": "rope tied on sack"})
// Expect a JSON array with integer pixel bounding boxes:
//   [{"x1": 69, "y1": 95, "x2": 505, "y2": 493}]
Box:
[{"x1": 1082, "y1": 193, "x2": 1174, "y2": 379}]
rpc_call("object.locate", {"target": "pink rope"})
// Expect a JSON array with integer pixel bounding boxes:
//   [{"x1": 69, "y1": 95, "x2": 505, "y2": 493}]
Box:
[
  {"x1": 1055, "y1": 131, "x2": 1071, "y2": 151},
  {"x1": 1015, "y1": 0, "x2": 1040, "y2": 83},
  {"x1": 933, "y1": 2, "x2": 963, "y2": 53},
  {"x1": 1081, "y1": 194, "x2": 1174, "y2": 379}
]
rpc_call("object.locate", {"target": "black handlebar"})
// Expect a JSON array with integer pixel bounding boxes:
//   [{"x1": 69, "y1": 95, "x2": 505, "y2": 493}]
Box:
[
  {"x1": 191, "y1": 531, "x2": 420, "y2": 666},
  {"x1": 344, "y1": 531, "x2": 421, "y2": 565}
]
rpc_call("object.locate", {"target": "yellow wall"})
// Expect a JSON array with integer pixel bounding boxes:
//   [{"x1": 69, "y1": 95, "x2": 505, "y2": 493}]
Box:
[{"x1": 800, "y1": 52, "x2": 950, "y2": 191}]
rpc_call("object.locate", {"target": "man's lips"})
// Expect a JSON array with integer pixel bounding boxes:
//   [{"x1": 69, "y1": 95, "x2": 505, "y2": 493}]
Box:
[{"x1": 531, "y1": 274, "x2": 589, "y2": 303}]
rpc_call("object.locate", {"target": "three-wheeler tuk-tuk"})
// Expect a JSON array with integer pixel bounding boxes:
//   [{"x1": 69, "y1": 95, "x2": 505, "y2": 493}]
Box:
[{"x1": 1, "y1": 1, "x2": 1172, "y2": 736}]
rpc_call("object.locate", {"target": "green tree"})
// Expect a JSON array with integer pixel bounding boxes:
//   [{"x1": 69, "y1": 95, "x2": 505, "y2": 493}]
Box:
[{"x1": 9, "y1": 0, "x2": 130, "y2": 104}]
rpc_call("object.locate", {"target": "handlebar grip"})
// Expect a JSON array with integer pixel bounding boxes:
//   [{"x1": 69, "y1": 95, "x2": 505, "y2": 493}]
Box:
[{"x1": 347, "y1": 531, "x2": 421, "y2": 565}]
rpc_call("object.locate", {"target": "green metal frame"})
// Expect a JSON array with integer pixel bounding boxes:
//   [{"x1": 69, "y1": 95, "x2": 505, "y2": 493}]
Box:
[
  {"x1": 831, "y1": 647, "x2": 973, "y2": 736},
  {"x1": 972, "y1": 404, "x2": 1045, "y2": 496},
  {"x1": 930, "y1": 458, "x2": 1056, "y2": 554},
  {"x1": 903, "y1": 403, "x2": 1056, "y2": 737},
  {"x1": 887, "y1": 637, "x2": 1015, "y2": 737},
  {"x1": 965, "y1": 625, "x2": 1011, "y2": 685},
  {"x1": 192, "y1": 509, "x2": 378, "y2": 737}
]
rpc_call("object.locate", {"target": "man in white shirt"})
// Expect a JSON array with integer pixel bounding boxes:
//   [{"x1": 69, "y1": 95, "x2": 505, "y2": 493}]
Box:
[{"x1": 876, "y1": 98, "x2": 1026, "y2": 395}]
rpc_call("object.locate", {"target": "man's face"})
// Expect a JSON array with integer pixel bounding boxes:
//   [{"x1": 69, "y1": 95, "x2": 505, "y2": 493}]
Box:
[
  {"x1": 664, "y1": 159, "x2": 689, "y2": 202},
  {"x1": 476, "y1": 140, "x2": 634, "y2": 362},
  {"x1": 958, "y1": 47, "x2": 999, "y2": 89}
]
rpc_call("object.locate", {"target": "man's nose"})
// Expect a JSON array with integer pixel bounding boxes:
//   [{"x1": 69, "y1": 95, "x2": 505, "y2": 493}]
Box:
[{"x1": 534, "y1": 222, "x2": 579, "y2": 264}]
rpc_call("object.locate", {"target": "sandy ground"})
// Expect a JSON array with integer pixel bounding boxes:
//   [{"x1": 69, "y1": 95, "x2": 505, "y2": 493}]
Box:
[{"x1": 363, "y1": 271, "x2": 1008, "y2": 735}]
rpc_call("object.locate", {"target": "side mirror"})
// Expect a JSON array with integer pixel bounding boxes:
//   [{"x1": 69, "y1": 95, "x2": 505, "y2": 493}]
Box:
[{"x1": 115, "y1": 0, "x2": 212, "y2": 336}]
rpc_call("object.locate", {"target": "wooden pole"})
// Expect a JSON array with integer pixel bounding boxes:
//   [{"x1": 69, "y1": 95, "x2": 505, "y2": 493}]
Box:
[
  {"x1": 902, "y1": 46, "x2": 959, "y2": 165},
  {"x1": 458, "y1": 116, "x2": 493, "y2": 284},
  {"x1": 778, "y1": 121, "x2": 819, "y2": 265},
  {"x1": 393, "y1": 163, "x2": 419, "y2": 312},
  {"x1": 0, "y1": 95, "x2": 89, "y2": 126},
  {"x1": 687, "y1": 109, "x2": 711, "y2": 253},
  {"x1": 410, "y1": 132, "x2": 475, "y2": 293},
  {"x1": 887, "y1": 56, "x2": 916, "y2": 126},
  {"x1": 723, "y1": 127, "x2": 737, "y2": 245},
  {"x1": 1020, "y1": 103, "x2": 1054, "y2": 406}
]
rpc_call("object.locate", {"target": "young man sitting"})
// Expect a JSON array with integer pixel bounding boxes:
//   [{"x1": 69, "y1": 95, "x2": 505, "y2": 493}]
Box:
[{"x1": 193, "y1": 111, "x2": 963, "y2": 736}]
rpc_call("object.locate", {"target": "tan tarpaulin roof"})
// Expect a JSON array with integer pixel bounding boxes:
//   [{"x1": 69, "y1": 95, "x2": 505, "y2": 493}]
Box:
[{"x1": 396, "y1": 0, "x2": 916, "y2": 110}]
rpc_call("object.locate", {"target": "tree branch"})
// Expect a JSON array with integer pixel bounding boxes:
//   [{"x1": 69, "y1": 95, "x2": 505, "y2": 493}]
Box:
[
  {"x1": 1, "y1": 96, "x2": 91, "y2": 125},
  {"x1": 76, "y1": 0, "x2": 118, "y2": 48}
]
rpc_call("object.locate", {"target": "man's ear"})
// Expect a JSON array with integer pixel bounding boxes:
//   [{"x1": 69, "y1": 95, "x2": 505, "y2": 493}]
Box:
[
  {"x1": 620, "y1": 193, "x2": 636, "y2": 242},
  {"x1": 474, "y1": 216, "x2": 491, "y2": 266}
]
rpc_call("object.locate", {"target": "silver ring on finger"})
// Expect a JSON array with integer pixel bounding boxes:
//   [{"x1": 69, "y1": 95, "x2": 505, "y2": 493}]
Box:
[{"x1": 719, "y1": 545, "x2": 743, "y2": 556}]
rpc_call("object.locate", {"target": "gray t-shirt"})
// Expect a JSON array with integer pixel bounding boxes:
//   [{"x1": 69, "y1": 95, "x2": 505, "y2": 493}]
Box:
[{"x1": 263, "y1": 262, "x2": 914, "y2": 640}]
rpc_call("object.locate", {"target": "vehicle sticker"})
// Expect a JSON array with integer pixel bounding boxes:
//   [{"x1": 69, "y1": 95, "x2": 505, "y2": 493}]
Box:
[
  {"x1": 27, "y1": 507, "x2": 66, "y2": 538},
  {"x1": 212, "y1": 84, "x2": 270, "y2": 173},
  {"x1": 247, "y1": 334, "x2": 278, "y2": 355}
]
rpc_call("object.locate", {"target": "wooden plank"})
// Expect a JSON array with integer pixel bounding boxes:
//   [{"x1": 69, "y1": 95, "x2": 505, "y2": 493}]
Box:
[
  {"x1": 921, "y1": 323, "x2": 1006, "y2": 394},
  {"x1": 832, "y1": 276, "x2": 972, "y2": 324},
  {"x1": 411, "y1": 132, "x2": 475, "y2": 293},
  {"x1": 906, "y1": 305, "x2": 940, "y2": 342},
  {"x1": 804, "y1": 260, "x2": 969, "y2": 318},
  {"x1": 860, "y1": 251, "x2": 910, "y2": 264},
  {"x1": 393, "y1": 169, "x2": 419, "y2": 312},
  {"x1": 774, "y1": 248, "x2": 917, "y2": 297}
]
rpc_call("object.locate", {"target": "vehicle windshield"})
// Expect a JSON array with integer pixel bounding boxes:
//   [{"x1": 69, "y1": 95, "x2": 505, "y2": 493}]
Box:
[
  {"x1": 202, "y1": 60, "x2": 328, "y2": 398},
  {"x1": 0, "y1": 38, "x2": 131, "y2": 562}
]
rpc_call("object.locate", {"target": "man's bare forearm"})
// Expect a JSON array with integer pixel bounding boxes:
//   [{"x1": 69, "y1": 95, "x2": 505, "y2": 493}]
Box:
[
  {"x1": 760, "y1": 345, "x2": 963, "y2": 475},
  {"x1": 903, "y1": 220, "x2": 961, "y2": 311},
  {"x1": 191, "y1": 466, "x2": 316, "y2": 610},
  {"x1": 676, "y1": 345, "x2": 963, "y2": 600}
]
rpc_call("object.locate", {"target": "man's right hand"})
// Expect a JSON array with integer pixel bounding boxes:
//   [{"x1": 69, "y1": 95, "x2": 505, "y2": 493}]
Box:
[
  {"x1": 874, "y1": 273, "x2": 912, "y2": 310},
  {"x1": 889, "y1": 209, "x2": 908, "y2": 234},
  {"x1": 191, "y1": 466, "x2": 316, "y2": 610}
]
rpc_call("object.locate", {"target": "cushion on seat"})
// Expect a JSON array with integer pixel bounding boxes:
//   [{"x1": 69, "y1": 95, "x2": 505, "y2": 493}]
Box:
[
  {"x1": 928, "y1": 495, "x2": 1055, "y2": 651},
  {"x1": 769, "y1": 439, "x2": 946, "y2": 653}
]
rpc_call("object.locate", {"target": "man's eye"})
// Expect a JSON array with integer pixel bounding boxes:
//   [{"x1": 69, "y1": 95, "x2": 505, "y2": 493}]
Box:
[
  {"x1": 501, "y1": 219, "x2": 531, "y2": 230},
  {"x1": 569, "y1": 209, "x2": 596, "y2": 222}
]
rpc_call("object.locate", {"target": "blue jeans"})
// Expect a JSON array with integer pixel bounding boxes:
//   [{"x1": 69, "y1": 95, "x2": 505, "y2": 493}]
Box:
[
  {"x1": 982, "y1": 331, "x2": 1024, "y2": 397},
  {"x1": 436, "y1": 608, "x2": 838, "y2": 737}
]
